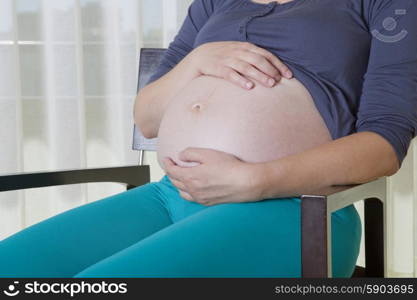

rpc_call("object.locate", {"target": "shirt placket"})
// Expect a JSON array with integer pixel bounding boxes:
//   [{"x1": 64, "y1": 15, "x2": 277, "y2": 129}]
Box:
[{"x1": 238, "y1": 2, "x2": 277, "y2": 42}]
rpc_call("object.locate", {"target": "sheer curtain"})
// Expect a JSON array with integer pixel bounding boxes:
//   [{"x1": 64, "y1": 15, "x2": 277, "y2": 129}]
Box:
[
  {"x1": 0, "y1": 0, "x2": 192, "y2": 236},
  {"x1": 0, "y1": 0, "x2": 415, "y2": 277}
]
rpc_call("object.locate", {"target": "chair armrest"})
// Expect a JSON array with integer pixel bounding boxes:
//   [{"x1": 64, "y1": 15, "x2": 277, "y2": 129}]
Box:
[
  {"x1": 0, "y1": 165, "x2": 150, "y2": 192},
  {"x1": 300, "y1": 177, "x2": 388, "y2": 278},
  {"x1": 326, "y1": 177, "x2": 387, "y2": 213}
]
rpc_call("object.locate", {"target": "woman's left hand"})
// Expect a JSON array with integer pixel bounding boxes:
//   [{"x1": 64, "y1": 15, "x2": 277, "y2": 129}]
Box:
[{"x1": 162, "y1": 147, "x2": 266, "y2": 206}]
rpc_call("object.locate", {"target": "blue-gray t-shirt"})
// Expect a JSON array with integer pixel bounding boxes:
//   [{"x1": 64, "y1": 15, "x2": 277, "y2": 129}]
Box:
[{"x1": 148, "y1": 0, "x2": 417, "y2": 168}]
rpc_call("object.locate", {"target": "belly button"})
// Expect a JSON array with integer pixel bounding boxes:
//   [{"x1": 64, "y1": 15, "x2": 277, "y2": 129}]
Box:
[{"x1": 191, "y1": 103, "x2": 203, "y2": 111}]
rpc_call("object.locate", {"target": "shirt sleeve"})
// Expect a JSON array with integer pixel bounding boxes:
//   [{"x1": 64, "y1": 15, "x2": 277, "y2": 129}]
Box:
[
  {"x1": 356, "y1": 0, "x2": 417, "y2": 168},
  {"x1": 146, "y1": 0, "x2": 218, "y2": 85}
]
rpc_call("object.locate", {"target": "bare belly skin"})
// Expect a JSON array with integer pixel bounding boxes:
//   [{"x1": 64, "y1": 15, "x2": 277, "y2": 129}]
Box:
[{"x1": 156, "y1": 75, "x2": 332, "y2": 170}]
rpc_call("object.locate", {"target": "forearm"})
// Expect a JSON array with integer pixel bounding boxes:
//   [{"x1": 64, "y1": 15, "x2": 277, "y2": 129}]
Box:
[
  {"x1": 257, "y1": 131, "x2": 400, "y2": 198},
  {"x1": 133, "y1": 53, "x2": 199, "y2": 139}
]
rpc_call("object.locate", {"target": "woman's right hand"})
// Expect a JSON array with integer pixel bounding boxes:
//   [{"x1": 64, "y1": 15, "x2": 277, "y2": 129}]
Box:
[{"x1": 188, "y1": 41, "x2": 293, "y2": 89}]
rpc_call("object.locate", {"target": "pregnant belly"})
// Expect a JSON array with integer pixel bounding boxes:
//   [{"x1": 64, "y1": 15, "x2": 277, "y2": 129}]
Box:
[{"x1": 156, "y1": 75, "x2": 332, "y2": 170}]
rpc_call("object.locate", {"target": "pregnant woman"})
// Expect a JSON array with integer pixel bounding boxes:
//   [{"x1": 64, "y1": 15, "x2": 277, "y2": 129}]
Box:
[{"x1": 1, "y1": 0, "x2": 416, "y2": 278}]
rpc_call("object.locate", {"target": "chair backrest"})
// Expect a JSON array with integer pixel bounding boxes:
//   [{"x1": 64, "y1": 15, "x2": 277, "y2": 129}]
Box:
[{"x1": 132, "y1": 48, "x2": 166, "y2": 154}]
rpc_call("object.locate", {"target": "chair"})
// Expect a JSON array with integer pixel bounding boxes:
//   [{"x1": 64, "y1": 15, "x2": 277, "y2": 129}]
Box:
[{"x1": 0, "y1": 48, "x2": 386, "y2": 278}]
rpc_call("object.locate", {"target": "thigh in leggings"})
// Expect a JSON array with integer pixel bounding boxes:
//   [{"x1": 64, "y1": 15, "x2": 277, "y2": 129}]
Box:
[
  {"x1": 73, "y1": 175, "x2": 362, "y2": 278},
  {"x1": 0, "y1": 182, "x2": 172, "y2": 277}
]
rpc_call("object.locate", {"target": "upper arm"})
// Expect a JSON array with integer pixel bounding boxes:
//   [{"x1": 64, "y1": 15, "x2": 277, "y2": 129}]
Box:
[
  {"x1": 146, "y1": 0, "x2": 219, "y2": 85},
  {"x1": 356, "y1": 0, "x2": 417, "y2": 169}
]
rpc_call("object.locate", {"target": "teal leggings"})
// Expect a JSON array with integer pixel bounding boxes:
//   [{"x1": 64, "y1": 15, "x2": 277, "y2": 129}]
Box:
[{"x1": 0, "y1": 175, "x2": 362, "y2": 278}]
